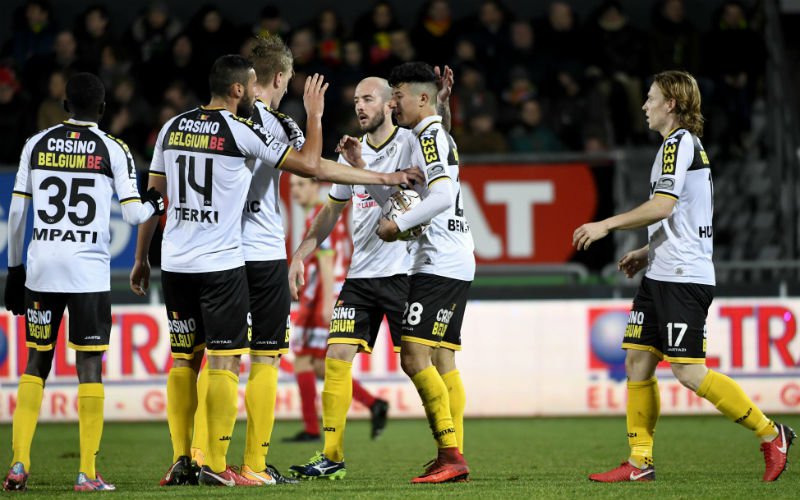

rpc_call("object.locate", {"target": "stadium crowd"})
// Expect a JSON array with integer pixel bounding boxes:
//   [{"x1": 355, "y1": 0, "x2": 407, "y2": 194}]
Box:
[{"x1": 0, "y1": 0, "x2": 764, "y2": 166}]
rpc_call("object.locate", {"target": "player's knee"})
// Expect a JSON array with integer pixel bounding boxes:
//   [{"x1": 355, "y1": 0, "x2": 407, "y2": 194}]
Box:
[
  {"x1": 76, "y1": 351, "x2": 104, "y2": 384},
  {"x1": 24, "y1": 348, "x2": 55, "y2": 380},
  {"x1": 326, "y1": 343, "x2": 357, "y2": 362},
  {"x1": 624, "y1": 350, "x2": 658, "y2": 381},
  {"x1": 671, "y1": 363, "x2": 707, "y2": 392},
  {"x1": 400, "y1": 351, "x2": 428, "y2": 378}
]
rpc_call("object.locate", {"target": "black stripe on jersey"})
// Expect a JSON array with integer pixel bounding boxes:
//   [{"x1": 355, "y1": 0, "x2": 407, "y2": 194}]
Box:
[
  {"x1": 12, "y1": 190, "x2": 32, "y2": 198},
  {"x1": 328, "y1": 193, "x2": 349, "y2": 203},
  {"x1": 654, "y1": 191, "x2": 679, "y2": 200},
  {"x1": 687, "y1": 135, "x2": 710, "y2": 171},
  {"x1": 365, "y1": 126, "x2": 398, "y2": 151},
  {"x1": 162, "y1": 108, "x2": 244, "y2": 158},
  {"x1": 30, "y1": 124, "x2": 113, "y2": 177},
  {"x1": 275, "y1": 145, "x2": 291, "y2": 169},
  {"x1": 103, "y1": 132, "x2": 136, "y2": 179},
  {"x1": 262, "y1": 105, "x2": 304, "y2": 146},
  {"x1": 119, "y1": 196, "x2": 141, "y2": 205},
  {"x1": 415, "y1": 119, "x2": 441, "y2": 138}
]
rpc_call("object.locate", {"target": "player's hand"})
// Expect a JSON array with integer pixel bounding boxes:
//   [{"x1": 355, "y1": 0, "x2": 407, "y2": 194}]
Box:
[
  {"x1": 572, "y1": 221, "x2": 609, "y2": 251},
  {"x1": 288, "y1": 258, "x2": 305, "y2": 300},
  {"x1": 130, "y1": 259, "x2": 151, "y2": 297},
  {"x1": 618, "y1": 247, "x2": 649, "y2": 279},
  {"x1": 336, "y1": 135, "x2": 365, "y2": 167},
  {"x1": 303, "y1": 73, "x2": 329, "y2": 119},
  {"x1": 387, "y1": 167, "x2": 423, "y2": 187},
  {"x1": 435, "y1": 65, "x2": 454, "y2": 102},
  {"x1": 376, "y1": 217, "x2": 400, "y2": 242},
  {"x1": 142, "y1": 187, "x2": 166, "y2": 215},
  {"x1": 4, "y1": 265, "x2": 26, "y2": 315}
]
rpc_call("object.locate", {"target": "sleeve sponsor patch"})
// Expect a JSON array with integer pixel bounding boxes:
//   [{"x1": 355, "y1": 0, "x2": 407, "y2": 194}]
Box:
[
  {"x1": 426, "y1": 165, "x2": 444, "y2": 178},
  {"x1": 655, "y1": 177, "x2": 675, "y2": 190},
  {"x1": 419, "y1": 129, "x2": 440, "y2": 165}
]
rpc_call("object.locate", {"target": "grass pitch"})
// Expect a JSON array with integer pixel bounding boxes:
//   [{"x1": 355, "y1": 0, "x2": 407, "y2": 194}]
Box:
[{"x1": 2, "y1": 415, "x2": 800, "y2": 499}]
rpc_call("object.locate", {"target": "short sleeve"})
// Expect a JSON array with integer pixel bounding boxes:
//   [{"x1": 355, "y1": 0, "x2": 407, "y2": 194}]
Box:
[
  {"x1": 328, "y1": 154, "x2": 352, "y2": 203},
  {"x1": 229, "y1": 115, "x2": 291, "y2": 169},
  {"x1": 107, "y1": 136, "x2": 142, "y2": 203},
  {"x1": 653, "y1": 132, "x2": 693, "y2": 200},
  {"x1": 417, "y1": 126, "x2": 450, "y2": 186},
  {"x1": 12, "y1": 138, "x2": 34, "y2": 198}
]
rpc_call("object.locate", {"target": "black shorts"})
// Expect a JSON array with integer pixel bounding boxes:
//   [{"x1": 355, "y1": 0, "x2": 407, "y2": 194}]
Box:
[
  {"x1": 623, "y1": 276, "x2": 714, "y2": 363},
  {"x1": 24, "y1": 289, "x2": 111, "y2": 352},
  {"x1": 246, "y1": 260, "x2": 291, "y2": 356},
  {"x1": 328, "y1": 275, "x2": 408, "y2": 354},
  {"x1": 401, "y1": 273, "x2": 470, "y2": 351},
  {"x1": 161, "y1": 267, "x2": 251, "y2": 359}
]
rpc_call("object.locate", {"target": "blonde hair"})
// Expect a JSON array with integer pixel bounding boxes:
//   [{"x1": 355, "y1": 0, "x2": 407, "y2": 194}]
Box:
[
  {"x1": 653, "y1": 70, "x2": 704, "y2": 137},
  {"x1": 250, "y1": 34, "x2": 293, "y2": 82}
]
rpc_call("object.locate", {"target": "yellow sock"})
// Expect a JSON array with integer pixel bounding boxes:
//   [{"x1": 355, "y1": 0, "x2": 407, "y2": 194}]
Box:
[
  {"x1": 244, "y1": 363, "x2": 278, "y2": 471},
  {"x1": 191, "y1": 368, "x2": 209, "y2": 464},
  {"x1": 321, "y1": 358, "x2": 352, "y2": 462},
  {"x1": 441, "y1": 370, "x2": 466, "y2": 453},
  {"x1": 696, "y1": 370, "x2": 777, "y2": 439},
  {"x1": 627, "y1": 377, "x2": 660, "y2": 468},
  {"x1": 166, "y1": 367, "x2": 198, "y2": 462},
  {"x1": 205, "y1": 369, "x2": 239, "y2": 473},
  {"x1": 411, "y1": 366, "x2": 457, "y2": 449},
  {"x1": 11, "y1": 374, "x2": 44, "y2": 470},
  {"x1": 78, "y1": 383, "x2": 104, "y2": 479}
]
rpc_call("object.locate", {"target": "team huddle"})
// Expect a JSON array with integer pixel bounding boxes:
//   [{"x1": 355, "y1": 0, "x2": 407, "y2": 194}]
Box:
[{"x1": 2, "y1": 34, "x2": 795, "y2": 491}]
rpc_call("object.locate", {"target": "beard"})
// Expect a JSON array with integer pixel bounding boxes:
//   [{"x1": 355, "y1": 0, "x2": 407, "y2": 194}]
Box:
[
  {"x1": 359, "y1": 112, "x2": 385, "y2": 134},
  {"x1": 236, "y1": 94, "x2": 255, "y2": 119}
]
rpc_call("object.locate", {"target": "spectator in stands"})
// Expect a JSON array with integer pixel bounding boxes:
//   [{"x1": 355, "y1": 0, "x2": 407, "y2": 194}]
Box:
[
  {"x1": 584, "y1": 0, "x2": 647, "y2": 145},
  {"x1": 161, "y1": 80, "x2": 197, "y2": 114},
  {"x1": 144, "y1": 101, "x2": 179, "y2": 162},
  {"x1": 649, "y1": 0, "x2": 701, "y2": 74},
  {"x1": 126, "y1": 1, "x2": 182, "y2": 63},
  {"x1": 8, "y1": 0, "x2": 57, "y2": 67},
  {"x1": 0, "y1": 66, "x2": 34, "y2": 164},
  {"x1": 548, "y1": 68, "x2": 609, "y2": 151},
  {"x1": 453, "y1": 62, "x2": 497, "y2": 134},
  {"x1": 456, "y1": 109, "x2": 508, "y2": 154},
  {"x1": 101, "y1": 75, "x2": 152, "y2": 159},
  {"x1": 509, "y1": 98, "x2": 563, "y2": 153},
  {"x1": 373, "y1": 29, "x2": 416, "y2": 77},
  {"x1": 411, "y1": 0, "x2": 457, "y2": 67},
  {"x1": 97, "y1": 43, "x2": 132, "y2": 92},
  {"x1": 314, "y1": 8, "x2": 346, "y2": 68},
  {"x1": 467, "y1": 0, "x2": 511, "y2": 93},
  {"x1": 705, "y1": 1, "x2": 766, "y2": 153},
  {"x1": 74, "y1": 5, "x2": 114, "y2": 73},
  {"x1": 36, "y1": 69, "x2": 69, "y2": 129},
  {"x1": 252, "y1": 5, "x2": 290, "y2": 40},
  {"x1": 535, "y1": 2, "x2": 585, "y2": 78},
  {"x1": 507, "y1": 20, "x2": 550, "y2": 93},
  {"x1": 186, "y1": 5, "x2": 238, "y2": 75},
  {"x1": 354, "y1": 1, "x2": 401, "y2": 70},
  {"x1": 24, "y1": 30, "x2": 81, "y2": 104},
  {"x1": 335, "y1": 39, "x2": 368, "y2": 87},
  {"x1": 290, "y1": 28, "x2": 326, "y2": 77},
  {"x1": 142, "y1": 33, "x2": 205, "y2": 104}
]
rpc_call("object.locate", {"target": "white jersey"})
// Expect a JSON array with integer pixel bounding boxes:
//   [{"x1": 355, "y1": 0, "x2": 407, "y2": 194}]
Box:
[
  {"x1": 14, "y1": 119, "x2": 146, "y2": 292},
  {"x1": 151, "y1": 106, "x2": 290, "y2": 273},
  {"x1": 646, "y1": 128, "x2": 714, "y2": 285},
  {"x1": 242, "y1": 100, "x2": 305, "y2": 261},
  {"x1": 408, "y1": 115, "x2": 475, "y2": 281},
  {"x1": 328, "y1": 126, "x2": 413, "y2": 279}
]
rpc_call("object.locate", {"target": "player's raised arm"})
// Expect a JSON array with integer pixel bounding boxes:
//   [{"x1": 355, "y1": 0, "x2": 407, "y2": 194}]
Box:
[{"x1": 288, "y1": 199, "x2": 347, "y2": 300}]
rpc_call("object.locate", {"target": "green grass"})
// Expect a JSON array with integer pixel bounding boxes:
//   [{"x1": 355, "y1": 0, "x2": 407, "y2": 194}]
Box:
[{"x1": 3, "y1": 416, "x2": 800, "y2": 499}]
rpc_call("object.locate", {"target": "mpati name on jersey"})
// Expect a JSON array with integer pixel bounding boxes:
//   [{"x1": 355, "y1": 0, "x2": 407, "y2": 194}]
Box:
[{"x1": 33, "y1": 226, "x2": 98, "y2": 243}]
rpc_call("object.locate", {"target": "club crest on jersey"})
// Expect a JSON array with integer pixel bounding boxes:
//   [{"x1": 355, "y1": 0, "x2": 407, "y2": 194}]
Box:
[{"x1": 387, "y1": 144, "x2": 397, "y2": 157}]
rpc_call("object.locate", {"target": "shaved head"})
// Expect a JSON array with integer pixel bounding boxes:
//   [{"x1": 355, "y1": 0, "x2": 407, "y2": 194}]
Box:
[{"x1": 356, "y1": 77, "x2": 391, "y2": 102}]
